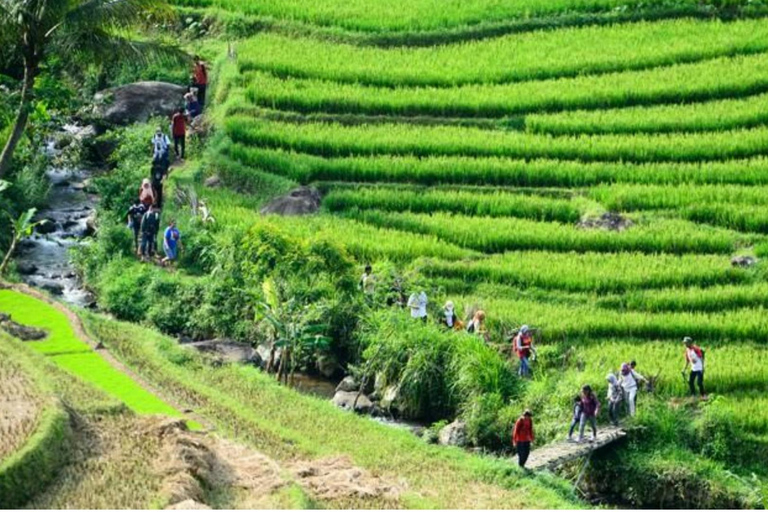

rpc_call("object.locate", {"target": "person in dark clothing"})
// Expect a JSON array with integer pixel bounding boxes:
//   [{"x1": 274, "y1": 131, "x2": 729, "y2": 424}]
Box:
[
  {"x1": 126, "y1": 200, "x2": 147, "y2": 255},
  {"x1": 512, "y1": 410, "x2": 534, "y2": 469},
  {"x1": 140, "y1": 205, "x2": 161, "y2": 259},
  {"x1": 578, "y1": 385, "x2": 600, "y2": 443},
  {"x1": 150, "y1": 159, "x2": 166, "y2": 209},
  {"x1": 171, "y1": 108, "x2": 187, "y2": 160}
]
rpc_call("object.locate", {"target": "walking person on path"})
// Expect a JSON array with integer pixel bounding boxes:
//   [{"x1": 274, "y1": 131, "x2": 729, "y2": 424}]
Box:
[
  {"x1": 171, "y1": 108, "x2": 187, "y2": 161},
  {"x1": 578, "y1": 385, "x2": 600, "y2": 443},
  {"x1": 466, "y1": 310, "x2": 488, "y2": 341},
  {"x1": 619, "y1": 362, "x2": 647, "y2": 417},
  {"x1": 150, "y1": 159, "x2": 167, "y2": 209},
  {"x1": 139, "y1": 178, "x2": 155, "y2": 209},
  {"x1": 193, "y1": 55, "x2": 208, "y2": 109},
  {"x1": 360, "y1": 264, "x2": 376, "y2": 297},
  {"x1": 567, "y1": 395, "x2": 583, "y2": 441},
  {"x1": 140, "y1": 205, "x2": 161, "y2": 260},
  {"x1": 513, "y1": 325, "x2": 537, "y2": 378},
  {"x1": 151, "y1": 126, "x2": 171, "y2": 167},
  {"x1": 184, "y1": 92, "x2": 201, "y2": 119},
  {"x1": 126, "y1": 199, "x2": 146, "y2": 255},
  {"x1": 407, "y1": 290, "x2": 428, "y2": 322},
  {"x1": 162, "y1": 219, "x2": 182, "y2": 266},
  {"x1": 443, "y1": 301, "x2": 463, "y2": 330},
  {"x1": 606, "y1": 373, "x2": 623, "y2": 426},
  {"x1": 682, "y1": 336, "x2": 707, "y2": 399},
  {"x1": 512, "y1": 410, "x2": 534, "y2": 469}
]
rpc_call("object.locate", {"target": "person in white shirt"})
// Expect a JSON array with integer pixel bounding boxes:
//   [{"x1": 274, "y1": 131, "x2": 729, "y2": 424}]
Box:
[
  {"x1": 407, "y1": 291, "x2": 428, "y2": 322},
  {"x1": 606, "y1": 373, "x2": 623, "y2": 426},
  {"x1": 151, "y1": 127, "x2": 171, "y2": 164},
  {"x1": 360, "y1": 264, "x2": 375, "y2": 296},
  {"x1": 682, "y1": 336, "x2": 707, "y2": 399},
  {"x1": 619, "y1": 362, "x2": 647, "y2": 417}
]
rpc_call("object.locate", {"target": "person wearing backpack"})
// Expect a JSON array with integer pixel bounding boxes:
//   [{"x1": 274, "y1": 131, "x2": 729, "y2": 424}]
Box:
[
  {"x1": 151, "y1": 127, "x2": 171, "y2": 167},
  {"x1": 513, "y1": 325, "x2": 536, "y2": 378},
  {"x1": 140, "y1": 205, "x2": 161, "y2": 260},
  {"x1": 126, "y1": 199, "x2": 146, "y2": 255},
  {"x1": 512, "y1": 410, "x2": 534, "y2": 468},
  {"x1": 682, "y1": 336, "x2": 707, "y2": 399},
  {"x1": 619, "y1": 362, "x2": 647, "y2": 417},
  {"x1": 567, "y1": 395, "x2": 583, "y2": 441},
  {"x1": 150, "y1": 158, "x2": 167, "y2": 209},
  {"x1": 193, "y1": 56, "x2": 208, "y2": 109},
  {"x1": 606, "y1": 373, "x2": 623, "y2": 426}
]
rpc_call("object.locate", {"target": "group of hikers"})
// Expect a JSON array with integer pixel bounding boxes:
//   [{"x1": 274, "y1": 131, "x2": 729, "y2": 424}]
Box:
[
  {"x1": 361, "y1": 265, "x2": 539, "y2": 379},
  {"x1": 512, "y1": 337, "x2": 707, "y2": 468},
  {"x1": 125, "y1": 57, "x2": 208, "y2": 266}
]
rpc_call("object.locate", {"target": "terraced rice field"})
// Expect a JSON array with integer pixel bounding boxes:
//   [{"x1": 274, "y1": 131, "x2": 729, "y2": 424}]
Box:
[{"x1": 190, "y1": 8, "x2": 768, "y2": 440}]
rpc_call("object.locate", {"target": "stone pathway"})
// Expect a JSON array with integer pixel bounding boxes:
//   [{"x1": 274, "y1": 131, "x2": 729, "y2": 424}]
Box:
[{"x1": 526, "y1": 426, "x2": 626, "y2": 471}]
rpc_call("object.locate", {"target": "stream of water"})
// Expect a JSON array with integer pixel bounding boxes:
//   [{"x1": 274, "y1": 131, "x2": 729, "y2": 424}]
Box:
[{"x1": 17, "y1": 127, "x2": 96, "y2": 308}]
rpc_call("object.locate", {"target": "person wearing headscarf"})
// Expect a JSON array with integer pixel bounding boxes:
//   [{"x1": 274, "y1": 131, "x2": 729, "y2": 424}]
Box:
[
  {"x1": 606, "y1": 373, "x2": 623, "y2": 426},
  {"x1": 139, "y1": 178, "x2": 155, "y2": 208},
  {"x1": 513, "y1": 325, "x2": 536, "y2": 378},
  {"x1": 619, "y1": 362, "x2": 647, "y2": 417}
]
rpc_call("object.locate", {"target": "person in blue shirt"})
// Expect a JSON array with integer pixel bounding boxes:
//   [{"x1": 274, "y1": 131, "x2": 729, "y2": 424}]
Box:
[{"x1": 162, "y1": 219, "x2": 181, "y2": 266}]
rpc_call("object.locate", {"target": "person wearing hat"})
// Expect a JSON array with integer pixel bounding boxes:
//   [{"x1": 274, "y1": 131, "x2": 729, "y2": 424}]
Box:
[
  {"x1": 512, "y1": 410, "x2": 535, "y2": 468},
  {"x1": 513, "y1": 325, "x2": 536, "y2": 378},
  {"x1": 682, "y1": 337, "x2": 707, "y2": 399},
  {"x1": 443, "y1": 300, "x2": 459, "y2": 329}
]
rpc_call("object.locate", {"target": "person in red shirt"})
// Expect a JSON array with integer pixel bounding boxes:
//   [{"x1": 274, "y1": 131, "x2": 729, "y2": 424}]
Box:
[
  {"x1": 513, "y1": 325, "x2": 537, "y2": 378},
  {"x1": 512, "y1": 410, "x2": 535, "y2": 468},
  {"x1": 193, "y1": 56, "x2": 208, "y2": 109},
  {"x1": 171, "y1": 108, "x2": 187, "y2": 160}
]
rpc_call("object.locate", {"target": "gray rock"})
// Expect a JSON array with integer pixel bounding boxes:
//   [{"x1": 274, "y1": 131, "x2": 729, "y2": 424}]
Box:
[
  {"x1": 92, "y1": 81, "x2": 186, "y2": 126},
  {"x1": 438, "y1": 420, "x2": 468, "y2": 447},
  {"x1": 731, "y1": 255, "x2": 757, "y2": 268},
  {"x1": 16, "y1": 262, "x2": 38, "y2": 276},
  {"x1": 35, "y1": 218, "x2": 57, "y2": 235},
  {"x1": 204, "y1": 175, "x2": 221, "y2": 188},
  {"x1": 332, "y1": 390, "x2": 373, "y2": 414},
  {"x1": 41, "y1": 283, "x2": 64, "y2": 296},
  {"x1": 336, "y1": 376, "x2": 359, "y2": 393},
  {"x1": 255, "y1": 343, "x2": 281, "y2": 371},
  {"x1": 317, "y1": 354, "x2": 339, "y2": 378},
  {"x1": 260, "y1": 187, "x2": 321, "y2": 217},
  {"x1": 186, "y1": 339, "x2": 255, "y2": 364},
  {"x1": 1, "y1": 320, "x2": 47, "y2": 341}
]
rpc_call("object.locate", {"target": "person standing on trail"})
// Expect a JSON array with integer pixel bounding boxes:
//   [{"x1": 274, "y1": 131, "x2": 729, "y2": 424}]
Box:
[
  {"x1": 443, "y1": 301, "x2": 463, "y2": 330},
  {"x1": 606, "y1": 373, "x2": 623, "y2": 427},
  {"x1": 466, "y1": 310, "x2": 488, "y2": 340},
  {"x1": 513, "y1": 325, "x2": 537, "y2": 378},
  {"x1": 139, "y1": 178, "x2": 155, "y2": 208},
  {"x1": 162, "y1": 219, "x2": 181, "y2": 265},
  {"x1": 407, "y1": 290, "x2": 428, "y2": 322},
  {"x1": 682, "y1": 337, "x2": 707, "y2": 399},
  {"x1": 567, "y1": 395, "x2": 583, "y2": 441},
  {"x1": 185, "y1": 92, "x2": 201, "y2": 119},
  {"x1": 126, "y1": 199, "x2": 146, "y2": 255},
  {"x1": 578, "y1": 385, "x2": 600, "y2": 443},
  {"x1": 360, "y1": 264, "x2": 376, "y2": 297},
  {"x1": 512, "y1": 410, "x2": 534, "y2": 469},
  {"x1": 619, "y1": 362, "x2": 647, "y2": 417},
  {"x1": 171, "y1": 108, "x2": 187, "y2": 161},
  {"x1": 192, "y1": 55, "x2": 208, "y2": 109},
  {"x1": 140, "y1": 205, "x2": 161, "y2": 260},
  {"x1": 151, "y1": 126, "x2": 171, "y2": 166},
  {"x1": 150, "y1": 158, "x2": 167, "y2": 209}
]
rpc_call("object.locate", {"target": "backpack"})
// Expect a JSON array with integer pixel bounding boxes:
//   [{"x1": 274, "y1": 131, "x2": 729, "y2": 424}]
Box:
[
  {"x1": 129, "y1": 204, "x2": 146, "y2": 226},
  {"x1": 691, "y1": 345, "x2": 705, "y2": 361}
]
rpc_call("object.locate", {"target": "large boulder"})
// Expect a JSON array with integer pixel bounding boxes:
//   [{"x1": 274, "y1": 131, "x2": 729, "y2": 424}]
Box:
[
  {"x1": 260, "y1": 187, "x2": 321, "y2": 216},
  {"x1": 185, "y1": 339, "x2": 255, "y2": 364},
  {"x1": 332, "y1": 390, "x2": 373, "y2": 414},
  {"x1": 336, "y1": 376, "x2": 359, "y2": 393},
  {"x1": 438, "y1": 420, "x2": 468, "y2": 447},
  {"x1": 92, "y1": 81, "x2": 186, "y2": 127}
]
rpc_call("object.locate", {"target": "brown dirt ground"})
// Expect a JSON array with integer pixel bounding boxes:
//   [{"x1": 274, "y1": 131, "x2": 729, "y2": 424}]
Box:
[{"x1": 0, "y1": 358, "x2": 42, "y2": 462}]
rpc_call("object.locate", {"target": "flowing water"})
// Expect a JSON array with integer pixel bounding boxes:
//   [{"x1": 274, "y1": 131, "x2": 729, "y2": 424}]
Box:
[{"x1": 17, "y1": 127, "x2": 97, "y2": 308}]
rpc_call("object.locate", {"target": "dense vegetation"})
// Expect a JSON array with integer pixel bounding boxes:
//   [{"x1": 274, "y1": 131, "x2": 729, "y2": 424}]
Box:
[{"x1": 4, "y1": 0, "x2": 768, "y2": 507}]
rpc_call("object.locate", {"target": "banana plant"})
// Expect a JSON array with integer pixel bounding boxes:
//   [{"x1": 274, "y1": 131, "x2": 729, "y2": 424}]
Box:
[
  {"x1": 256, "y1": 278, "x2": 332, "y2": 385},
  {"x1": 0, "y1": 207, "x2": 47, "y2": 276}
]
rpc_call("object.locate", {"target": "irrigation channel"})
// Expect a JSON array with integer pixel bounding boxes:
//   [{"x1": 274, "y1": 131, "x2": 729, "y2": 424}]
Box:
[{"x1": 18, "y1": 126, "x2": 97, "y2": 308}]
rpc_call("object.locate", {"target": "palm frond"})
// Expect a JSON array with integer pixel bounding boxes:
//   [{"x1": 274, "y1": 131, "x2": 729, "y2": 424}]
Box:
[
  {"x1": 55, "y1": 27, "x2": 189, "y2": 68},
  {"x1": 65, "y1": 0, "x2": 174, "y2": 30}
]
